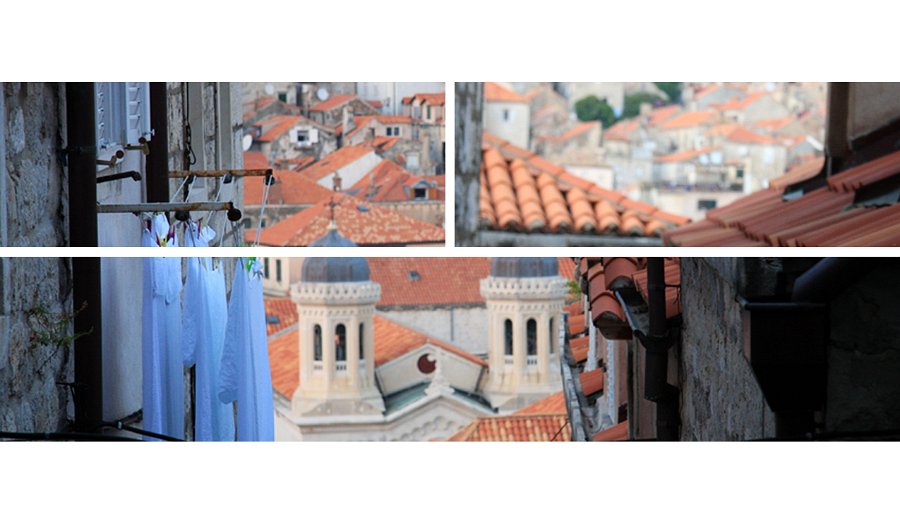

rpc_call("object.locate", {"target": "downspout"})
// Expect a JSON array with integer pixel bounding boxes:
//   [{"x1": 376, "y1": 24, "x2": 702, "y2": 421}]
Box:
[
  {"x1": 641, "y1": 258, "x2": 679, "y2": 441},
  {"x1": 66, "y1": 82, "x2": 103, "y2": 433},
  {"x1": 147, "y1": 82, "x2": 170, "y2": 202}
]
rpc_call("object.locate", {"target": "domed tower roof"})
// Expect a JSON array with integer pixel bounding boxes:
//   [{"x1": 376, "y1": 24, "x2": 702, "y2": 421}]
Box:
[
  {"x1": 490, "y1": 258, "x2": 558, "y2": 278},
  {"x1": 301, "y1": 226, "x2": 370, "y2": 283}
]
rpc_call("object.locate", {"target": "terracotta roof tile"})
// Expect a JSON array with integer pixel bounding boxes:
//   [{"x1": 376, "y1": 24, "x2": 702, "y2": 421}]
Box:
[
  {"x1": 244, "y1": 169, "x2": 334, "y2": 208},
  {"x1": 446, "y1": 414, "x2": 570, "y2": 442},
  {"x1": 411, "y1": 93, "x2": 445, "y2": 106},
  {"x1": 769, "y1": 156, "x2": 825, "y2": 190},
  {"x1": 535, "y1": 121, "x2": 600, "y2": 143},
  {"x1": 483, "y1": 82, "x2": 530, "y2": 104},
  {"x1": 655, "y1": 147, "x2": 714, "y2": 164},
  {"x1": 368, "y1": 258, "x2": 491, "y2": 307},
  {"x1": 592, "y1": 420, "x2": 628, "y2": 441},
  {"x1": 265, "y1": 297, "x2": 298, "y2": 336},
  {"x1": 309, "y1": 94, "x2": 357, "y2": 112},
  {"x1": 255, "y1": 193, "x2": 444, "y2": 247},
  {"x1": 663, "y1": 149, "x2": 900, "y2": 246},
  {"x1": 659, "y1": 110, "x2": 717, "y2": 130},
  {"x1": 479, "y1": 133, "x2": 690, "y2": 237},
  {"x1": 604, "y1": 119, "x2": 640, "y2": 141},
  {"x1": 726, "y1": 126, "x2": 778, "y2": 145},
  {"x1": 348, "y1": 159, "x2": 420, "y2": 202},
  {"x1": 243, "y1": 151, "x2": 269, "y2": 170},
  {"x1": 712, "y1": 92, "x2": 766, "y2": 111},
  {"x1": 299, "y1": 145, "x2": 375, "y2": 182}
]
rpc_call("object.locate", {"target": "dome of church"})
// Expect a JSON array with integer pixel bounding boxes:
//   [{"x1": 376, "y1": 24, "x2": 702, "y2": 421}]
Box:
[
  {"x1": 301, "y1": 228, "x2": 370, "y2": 283},
  {"x1": 490, "y1": 258, "x2": 558, "y2": 278}
]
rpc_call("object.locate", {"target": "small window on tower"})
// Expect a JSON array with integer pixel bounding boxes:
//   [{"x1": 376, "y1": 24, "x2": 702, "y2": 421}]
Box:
[
  {"x1": 335, "y1": 324, "x2": 347, "y2": 361},
  {"x1": 504, "y1": 319, "x2": 513, "y2": 356},
  {"x1": 314, "y1": 325, "x2": 323, "y2": 361},
  {"x1": 526, "y1": 319, "x2": 537, "y2": 356}
]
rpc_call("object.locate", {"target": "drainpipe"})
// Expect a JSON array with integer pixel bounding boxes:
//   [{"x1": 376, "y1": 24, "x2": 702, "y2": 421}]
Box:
[
  {"x1": 147, "y1": 82, "x2": 170, "y2": 202},
  {"x1": 66, "y1": 82, "x2": 103, "y2": 433},
  {"x1": 642, "y1": 258, "x2": 679, "y2": 441}
]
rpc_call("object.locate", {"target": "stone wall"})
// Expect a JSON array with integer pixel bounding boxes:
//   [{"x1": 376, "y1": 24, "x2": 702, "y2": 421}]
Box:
[
  {"x1": 826, "y1": 263, "x2": 900, "y2": 433},
  {"x1": 0, "y1": 257, "x2": 74, "y2": 433},
  {"x1": 678, "y1": 258, "x2": 776, "y2": 440},
  {"x1": 3, "y1": 83, "x2": 68, "y2": 247}
]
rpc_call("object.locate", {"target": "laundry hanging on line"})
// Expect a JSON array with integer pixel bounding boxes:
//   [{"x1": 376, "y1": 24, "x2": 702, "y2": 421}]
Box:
[
  {"x1": 140, "y1": 214, "x2": 274, "y2": 442},
  {"x1": 219, "y1": 258, "x2": 275, "y2": 442},
  {"x1": 141, "y1": 213, "x2": 184, "y2": 441},
  {"x1": 183, "y1": 222, "x2": 235, "y2": 442}
]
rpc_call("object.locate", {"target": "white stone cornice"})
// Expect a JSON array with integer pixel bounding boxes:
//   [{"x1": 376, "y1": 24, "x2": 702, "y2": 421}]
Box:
[
  {"x1": 292, "y1": 281, "x2": 381, "y2": 306},
  {"x1": 480, "y1": 276, "x2": 567, "y2": 301}
]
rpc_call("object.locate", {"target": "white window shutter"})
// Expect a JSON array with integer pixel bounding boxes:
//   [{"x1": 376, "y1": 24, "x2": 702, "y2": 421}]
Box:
[
  {"x1": 125, "y1": 82, "x2": 150, "y2": 144},
  {"x1": 310, "y1": 128, "x2": 319, "y2": 143},
  {"x1": 95, "y1": 83, "x2": 111, "y2": 149}
]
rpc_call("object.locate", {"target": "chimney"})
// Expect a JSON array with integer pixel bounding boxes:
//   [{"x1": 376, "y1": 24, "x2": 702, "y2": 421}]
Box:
[
  {"x1": 342, "y1": 105, "x2": 352, "y2": 139},
  {"x1": 332, "y1": 172, "x2": 343, "y2": 192}
]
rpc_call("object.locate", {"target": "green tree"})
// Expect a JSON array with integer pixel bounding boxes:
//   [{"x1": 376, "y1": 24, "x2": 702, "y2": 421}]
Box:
[
  {"x1": 622, "y1": 92, "x2": 666, "y2": 119},
  {"x1": 654, "y1": 82, "x2": 683, "y2": 104},
  {"x1": 574, "y1": 95, "x2": 616, "y2": 128}
]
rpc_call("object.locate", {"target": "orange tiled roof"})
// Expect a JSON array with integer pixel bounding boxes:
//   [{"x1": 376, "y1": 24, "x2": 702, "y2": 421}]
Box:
[
  {"x1": 581, "y1": 258, "x2": 682, "y2": 341},
  {"x1": 244, "y1": 169, "x2": 334, "y2": 208},
  {"x1": 655, "y1": 147, "x2": 714, "y2": 164},
  {"x1": 299, "y1": 145, "x2": 375, "y2": 182},
  {"x1": 265, "y1": 297, "x2": 297, "y2": 336},
  {"x1": 412, "y1": 92, "x2": 445, "y2": 106},
  {"x1": 243, "y1": 151, "x2": 269, "y2": 170},
  {"x1": 268, "y1": 314, "x2": 485, "y2": 399},
  {"x1": 255, "y1": 192, "x2": 445, "y2": 247},
  {"x1": 592, "y1": 420, "x2": 628, "y2": 441},
  {"x1": 309, "y1": 94, "x2": 357, "y2": 112},
  {"x1": 725, "y1": 126, "x2": 777, "y2": 145},
  {"x1": 255, "y1": 115, "x2": 303, "y2": 142},
  {"x1": 768, "y1": 156, "x2": 824, "y2": 191},
  {"x1": 663, "y1": 149, "x2": 900, "y2": 246},
  {"x1": 712, "y1": 92, "x2": 766, "y2": 111},
  {"x1": 446, "y1": 414, "x2": 570, "y2": 442},
  {"x1": 659, "y1": 110, "x2": 717, "y2": 130},
  {"x1": 603, "y1": 119, "x2": 640, "y2": 142},
  {"x1": 705, "y1": 123, "x2": 741, "y2": 138},
  {"x1": 647, "y1": 105, "x2": 681, "y2": 127},
  {"x1": 484, "y1": 82, "x2": 530, "y2": 104},
  {"x1": 752, "y1": 117, "x2": 796, "y2": 133},
  {"x1": 480, "y1": 133, "x2": 690, "y2": 237},
  {"x1": 348, "y1": 159, "x2": 418, "y2": 202},
  {"x1": 535, "y1": 121, "x2": 599, "y2": 143},
  {"x1": 369, "y1": 258, "x2": 491, "y2": 307}
]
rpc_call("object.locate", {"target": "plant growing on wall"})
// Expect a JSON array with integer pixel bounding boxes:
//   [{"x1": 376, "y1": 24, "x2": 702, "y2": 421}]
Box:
[{"x1": 27, "y1": 300, "x2": 91, "y2": 350}]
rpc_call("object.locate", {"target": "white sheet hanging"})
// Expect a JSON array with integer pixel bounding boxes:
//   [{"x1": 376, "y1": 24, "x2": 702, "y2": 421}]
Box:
[
  {"x1": 141, "y1": 214, "x2": 184, "y2": 441},
  {"x1": 183, "y1": 223, "x2": 235, "y2": 441},
  {"x1": 219, "y1": 258, "x2": 275, "y2": 441}
]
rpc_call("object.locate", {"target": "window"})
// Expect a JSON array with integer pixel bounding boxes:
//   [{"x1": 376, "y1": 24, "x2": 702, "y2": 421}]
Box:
[
  {"x1": 549, "y1": 318, "x2": 555, "y2": 353},
  {"x1": 503, "y1": 109, "x2": 511, "y2": 122},
  {"x1": 314, "y1": 325, "x2": 322, "y2": 361},
  {"x1": 697, "y1": 199, "x2": 717, "y2": 211},
  {"x1": 504, "y1": 319, "x2": 513, "y2": 356},
  {"x1": 275, "y1": 259, "x2": 282, "y2": 282},
  {"x1": 359, "y1": 323, "x2": 365, "y2": 360},
  {"x1": 335, "y1": 324, "x2": 347, "y2": 361},
  {"x1": 736, "y1": 168, "x2": 745, "y2": 179},
  {"x1": 264, "y1": 258, "x2": 270, "y2": 279},
  {"x1": 386, "y1": 127, "x2": 393, "y2": 137},
  {"x1": 526, "y1": 319, "x2": 537, "y2": 356},
  {"x1": 426, "y1": 106, "x2": 432, "y2": 120},
  {"x1": 413, "y1": 187, "x2": 427, "y2": 200},
  {"x1": 393, "y1": 126, "x2": 400, "y2": 136},
  {"x1": 95, "y1": 82, "x2": 150, "y2": 151},
  {"x1": 296, "y1": 130, "x2": 309, "y2": 144}
]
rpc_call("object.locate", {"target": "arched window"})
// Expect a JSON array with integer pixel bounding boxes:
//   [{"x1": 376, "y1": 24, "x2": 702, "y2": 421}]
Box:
[
  {"x1": 526, "y1": 319, "x2": 537, "y2": 356},
  {"x1": 504, "y1": 319, "x2": 513, "y2": 356},
  {"x1": 313, "y1": 325, "x2": 322, "y2": 361},
  {"x1": 359, "y1": 323, "x2": 365, "y2": 360},
  {"x1": 335, "y1": 324, "x2": 347, "y2": 361},
  {"x1": 549, "y1": 317, "x2": 555, "y2": 353}
]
